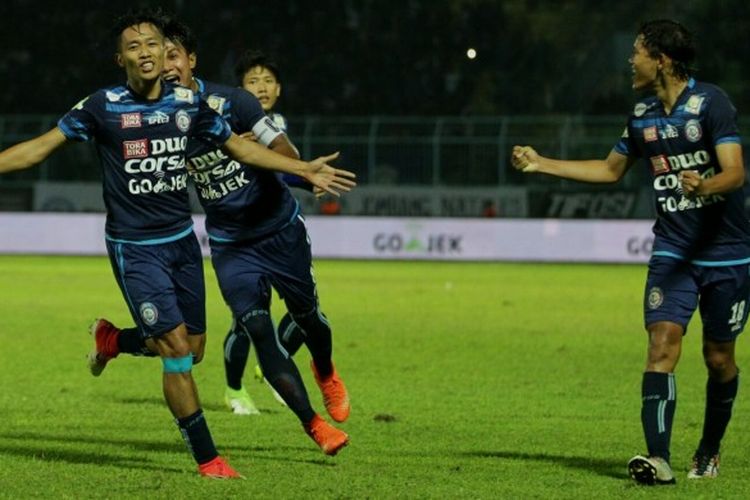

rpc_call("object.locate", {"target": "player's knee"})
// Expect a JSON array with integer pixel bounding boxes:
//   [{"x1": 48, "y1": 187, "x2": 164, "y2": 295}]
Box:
[
  {"x1": 291, "y1": 307, "x2": 331, "y2": 336},
  {"x1": 154, "y1": 325, "x2": 192, "y2": 358},
  {"x1": 187, "y1": 333, "x2": 206, "y2": 364},
  {"x1": 703, "y1": 348, "x2": 734, "y2": 376},
  {"x1": 238, "y1": 309, "x2": 275, "y2": 342}
]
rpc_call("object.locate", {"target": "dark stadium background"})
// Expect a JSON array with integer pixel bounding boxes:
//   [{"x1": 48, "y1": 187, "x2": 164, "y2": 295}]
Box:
[{"x1": 3, "y1": 0, "x2": 750, "y2": 116}]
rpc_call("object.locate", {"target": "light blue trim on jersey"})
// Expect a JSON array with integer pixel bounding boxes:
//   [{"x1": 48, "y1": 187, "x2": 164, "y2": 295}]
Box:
[
  {"x1": 163, "y1": 355, "x2": 193, "y2": 373},
  {"x1": 105, "y1": 225, "x2": 194, "y2": 245},
  {"x1": 206, "y1": 233, "x2": 235, "y2": 243},
  {"x1": 57, "y1": 116, "x2": 91, "y2": 141},
  {"x1": 207, "y1": 199, "x2": 301, "y2": 243},
  {"x1": 716, "y1": 136, "x2": 741, "y2": 145},
  {"x1": 288, "y1": 199, "x2": 301, "y2": 223},
  {"x1": 653, "y1": 250, "x2": 750, "y2": 267},
  {"x1": 114, "y1": 243, "x2": 138, "y2": 319},
  {"x1": 691, "y1": 257, "x2": 750, "y2": 267},
  {"x1": 652, "y1": 250, "x2": 685, "y2": 260}
]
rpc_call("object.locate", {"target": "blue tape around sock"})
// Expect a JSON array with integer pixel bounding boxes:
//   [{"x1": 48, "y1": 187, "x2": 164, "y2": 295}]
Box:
[{"x1": 163, "y1": 355, "x2": 194, "y2": 373}]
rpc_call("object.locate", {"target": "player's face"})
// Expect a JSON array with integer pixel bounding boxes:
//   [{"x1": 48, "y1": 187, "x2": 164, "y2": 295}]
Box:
[
  {"x1": 162, "y1": 39, "x2": 196, "y2": 88},
  {"x1": 242, "y1": 66, "x2": 281, "y2": 111},
  {"x1": 116, "y1": 23, "x2": 164, "y2": 83},
  {"x1": 629, "y1": 35, "x2": 660, "y2": 91}
]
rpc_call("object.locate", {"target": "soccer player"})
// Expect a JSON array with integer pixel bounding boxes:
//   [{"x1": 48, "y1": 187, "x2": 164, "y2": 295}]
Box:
[
  {"x1": 223, "y1": 49, "x2": 313, "y2": 411},
  {"x1": 236, "y1": 50, "x2": 288, "y2": 135},
  {"x1": 160, "y1": 17, "x2": 351, "y2": 454},
  {"x1": 0, "y1": 10, "x2": 354, "y2": 477},
  {"x1": 511, "y1": 20, "x2": 748, "y2": 485}
]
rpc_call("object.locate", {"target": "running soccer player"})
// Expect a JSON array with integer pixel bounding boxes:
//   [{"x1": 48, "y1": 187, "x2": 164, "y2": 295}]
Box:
[
  {"x1": 223, "y1": 49, "x2": 314, "y2": 411},
  {"x1": 0, "y1": 10, "x2": 354, "y2": 476},
  {"x1": 160, "y1": 17, "x2": 350, "y2": 454},
  {"x1": 512, "y1": 19, "x2": 748, "y2": 485}
]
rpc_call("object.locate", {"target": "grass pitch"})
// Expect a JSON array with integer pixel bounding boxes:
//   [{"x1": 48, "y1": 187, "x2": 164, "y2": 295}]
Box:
[{"x1": 1, "y1": 256, "x2": 749, "y2": 498}]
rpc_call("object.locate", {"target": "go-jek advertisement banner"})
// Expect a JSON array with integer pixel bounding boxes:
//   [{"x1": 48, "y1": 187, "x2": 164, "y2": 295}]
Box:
[{"x1": 0, "y1": 213, "x2": 655, "y2": 263}]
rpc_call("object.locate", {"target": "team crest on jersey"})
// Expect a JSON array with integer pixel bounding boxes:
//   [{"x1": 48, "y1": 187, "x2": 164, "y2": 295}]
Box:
[
  {"x1": 634, "y1": 103, "x2": 648, "y2": 117},
  {"x1": 139, "y1": 302, "x2": 159, "y2": 326},
  {"x1": 175, "y1": 110, "x2": 191, "y2": 132},
  {"x1": 123, "y1": 139, "x2": 149, "y2": 159},
  {"x1": 643, "y1": 126, "x2": 658, "y2": 142},
  {"x1": 146, "y1": 111, "x2": 170, "y2": 125},
  {"x1": 685, "y1": 95, "x2": 704, "y2": 115},
  {"x1": 121, "y1": 113, "x2": 142, "y2": 129},
  {"x1": 207, "y1": 95, "x2": 226, "y2": 114},
  {"x1": 647, "y1": 287, "x2": 664, "y2": 310},
  {"x1": 684, "y1": 119, "x2": 702, "y2": 142},
  {"x1": 649, "y1": 155, "x2": 670, "y2": 174},
  {"x1": 174, "y1": 87, "x2": 193, "y2": 103}
]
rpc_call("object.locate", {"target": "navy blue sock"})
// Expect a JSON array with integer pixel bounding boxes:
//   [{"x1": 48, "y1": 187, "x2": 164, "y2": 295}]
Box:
[
  {"x1": 117, "y1": 327, "x2": 155, "y2": 356},
  {"x1": 698, "y1": 373, "x2": 739, "y2": 455},
  {"x1": 641, "y1": 372, "x2": 676, "y2": 463},
  {"x1": 176, "y1": 409, "x2": 218, "y2": 465},
  {"x1": 223, "y1": 322, "x2": 251, "y2": 390}
]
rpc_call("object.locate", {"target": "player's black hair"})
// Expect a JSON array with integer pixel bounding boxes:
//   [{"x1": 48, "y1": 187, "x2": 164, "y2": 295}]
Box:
[
  {"x1": 234, "y1": 50, "x2": 282, "y2": 85},
  {"x1": 161, "y1": 14, "x2": 198, "y2": 55},
  {"x1": 111, "y1": 8, "x2": 166, "y2": 52},
  {"x1": 638, "y1": 19, "x2": 695, "y2": 80}
]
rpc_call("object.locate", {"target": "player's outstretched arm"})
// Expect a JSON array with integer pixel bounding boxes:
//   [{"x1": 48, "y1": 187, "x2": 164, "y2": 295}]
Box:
[
  {"x1": 0, "y1": 128, "x2": 68, "y2": 174},
  {"x1": 511, "y1": 145, "x2": 632, "y2": 184},
  {"x1": 223, "y1": 133, "x2": 356, "y2": 196}
]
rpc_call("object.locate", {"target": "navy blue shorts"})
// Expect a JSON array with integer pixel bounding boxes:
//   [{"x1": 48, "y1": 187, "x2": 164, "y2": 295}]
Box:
[
  {"x1": 106, "y1": 232, "x2": 206, "y2": 338},
  {"x1": 210, "y1": 215, "x2": 318, "y2": 318},
  {"x1": 644, "y1": 255, "x2": 750, "y2": 341}
]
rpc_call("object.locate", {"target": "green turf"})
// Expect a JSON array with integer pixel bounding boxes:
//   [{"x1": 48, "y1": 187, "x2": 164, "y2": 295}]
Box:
[{"x1": 0, "y1": 256, "x2": 749, "y2": 498}]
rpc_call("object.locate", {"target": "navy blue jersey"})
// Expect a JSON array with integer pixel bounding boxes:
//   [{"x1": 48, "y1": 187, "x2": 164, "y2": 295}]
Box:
[
  {"x1": 614, "y1": 79, "x2": 750, "y2": 264},
  {"x1": 58, "y1": 82, "x2": 231, "y2": 242},
  {"x1": 186, "y1": 78, "x2": 299, "y2": 242}
]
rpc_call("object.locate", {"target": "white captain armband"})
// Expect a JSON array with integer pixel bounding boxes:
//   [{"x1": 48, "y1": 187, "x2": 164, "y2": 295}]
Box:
[{"x1": 251, "y1": 116, "x2": 284, "y2": 146}]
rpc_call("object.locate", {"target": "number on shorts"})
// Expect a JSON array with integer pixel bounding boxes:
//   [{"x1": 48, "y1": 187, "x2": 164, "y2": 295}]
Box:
[{"x1": 729, "y1": 300, "x2": 746, "y2": 326}]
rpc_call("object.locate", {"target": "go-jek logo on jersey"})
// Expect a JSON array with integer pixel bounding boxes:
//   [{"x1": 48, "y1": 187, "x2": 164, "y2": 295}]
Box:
[
  {"x1": 123, "y1": 137, "x2": 188, "y2": 195},
  {"x1": 654, "y1": 164, "x2": 724, "y2": 213},
  {"x1": 186, "y1": 149, "x2": 249, "y2": 201}
]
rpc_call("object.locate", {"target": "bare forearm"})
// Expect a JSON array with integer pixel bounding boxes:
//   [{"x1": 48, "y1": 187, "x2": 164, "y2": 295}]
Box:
[
  {"x1": 270, "y1": 137, "x2": 301, "y2": 160},
  {"x1": 536, "y1": 156, "x2": 621, "y2": 183},
  {"x1": 0, "y1": 140, "x2": 50, "y2": 173},
  {"x1": 695, "y1": 170, "x2": 744, "y2": 196},
  {"x1": 225, "y1": 134, "x2": 307, "y2": 175},
  {"x1": 0, "y1": 128, "x2": 66, "y2": 173}
]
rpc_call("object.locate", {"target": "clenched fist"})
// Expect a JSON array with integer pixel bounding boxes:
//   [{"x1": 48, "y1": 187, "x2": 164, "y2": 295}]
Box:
[{"x1": 511, "y1": 145, "x2": 540, "y2": 172}]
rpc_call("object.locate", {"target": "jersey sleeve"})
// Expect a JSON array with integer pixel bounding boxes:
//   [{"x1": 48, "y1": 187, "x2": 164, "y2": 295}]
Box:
[
  {"x1": 613, "y1": 120, "x2": 639, "y2": 158},
  {"x1": 232, "y1": 89, "x2": 285, "y2": 146},
  {"x1": 192, "y1": 99, "x2": 233, "y2": 146},
  {"x1": 706, "y1": 89, "x2": 741, "y2": 145},
  {"x1": 57, "y1": 93, "x2": 100, "y2": 142}
]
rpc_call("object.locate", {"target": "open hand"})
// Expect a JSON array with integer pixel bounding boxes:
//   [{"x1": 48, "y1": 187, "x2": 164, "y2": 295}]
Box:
[{"x1": 304, "y1": 152, "x2": 357, "y2": 196}]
